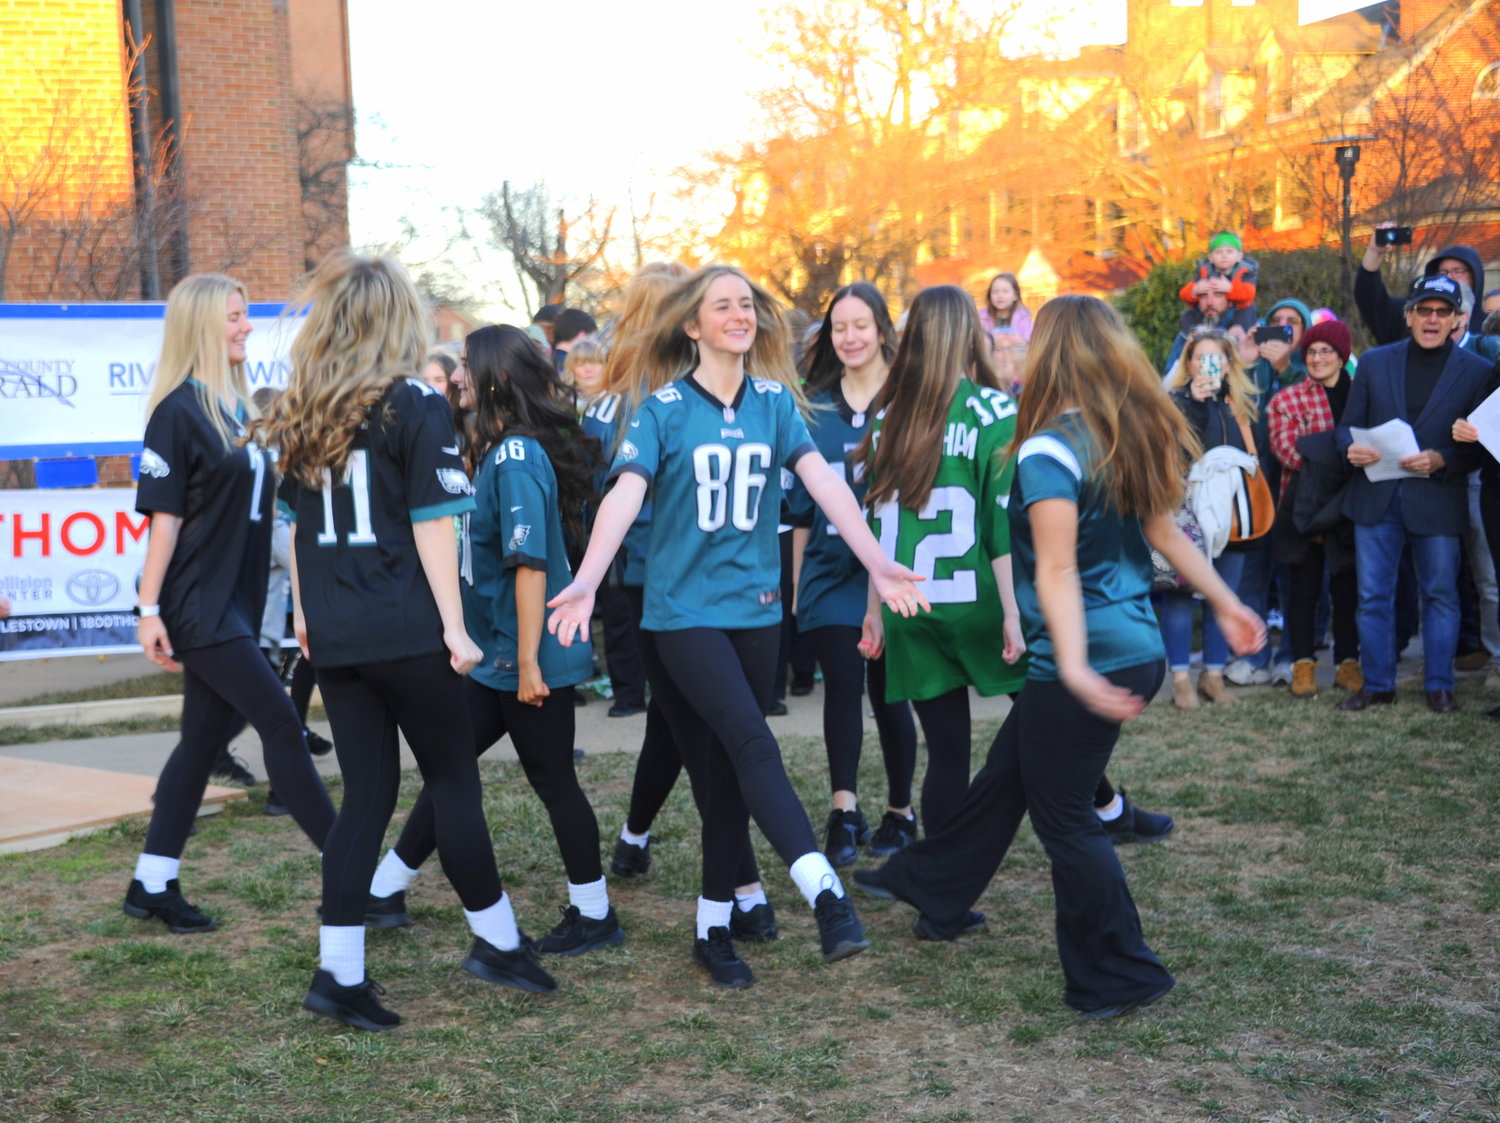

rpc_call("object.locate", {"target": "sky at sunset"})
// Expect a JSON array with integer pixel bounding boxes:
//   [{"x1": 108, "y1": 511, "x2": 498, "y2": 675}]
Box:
[{"x1": 345, "y1": 0, "x2": 1369, "y2": 313}]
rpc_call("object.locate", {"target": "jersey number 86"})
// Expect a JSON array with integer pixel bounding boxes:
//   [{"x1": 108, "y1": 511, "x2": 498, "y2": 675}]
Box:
[{"x1": 692, "y1": 442, "x2": 772, "y2": 532}]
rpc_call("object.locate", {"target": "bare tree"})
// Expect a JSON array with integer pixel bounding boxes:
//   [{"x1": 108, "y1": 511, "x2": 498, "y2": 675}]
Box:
[
  {"x1": 476, "y1": 180, "x2": 615, "y2": 316},
  {"x1": 296, "y1": 95, "x2": 356, "y2": 271}
]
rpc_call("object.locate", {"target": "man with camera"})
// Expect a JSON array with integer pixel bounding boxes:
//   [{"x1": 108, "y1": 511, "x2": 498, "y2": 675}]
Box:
[
  {"x1": 1356, "y1": 223, "x2": 1488, "y2": 345},
  {"x1": 1336, "y1": 274, "x2": 1494, "y2": 714}
]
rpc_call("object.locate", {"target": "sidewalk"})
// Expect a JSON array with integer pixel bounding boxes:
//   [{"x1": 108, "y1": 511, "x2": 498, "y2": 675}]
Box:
[{"x1": 0, "y1": 653, "x2": 1014, "y2": 853}]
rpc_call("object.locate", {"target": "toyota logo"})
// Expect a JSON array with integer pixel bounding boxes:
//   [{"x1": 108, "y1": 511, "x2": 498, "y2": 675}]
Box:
[{"x1": 67, "y1": 570, "x2": 120, "y2": 606}]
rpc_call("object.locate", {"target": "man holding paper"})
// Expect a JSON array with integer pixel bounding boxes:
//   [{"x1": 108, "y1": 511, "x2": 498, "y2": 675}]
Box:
[{"x1": 1336, "y1": 274, "x2": 1494, "y2": 713}]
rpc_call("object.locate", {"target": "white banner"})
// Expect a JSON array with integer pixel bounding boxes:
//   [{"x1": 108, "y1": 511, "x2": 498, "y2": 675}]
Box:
[
  {"x1": 0, "y1": 488, "x2": 149, "y2": 660},
  {"x1": 0, "y1": 303, "x2": 298, "y2": 459}
]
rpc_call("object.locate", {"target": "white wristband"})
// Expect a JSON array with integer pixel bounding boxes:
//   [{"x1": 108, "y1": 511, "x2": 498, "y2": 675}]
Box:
[{"x1": 138, "y1": 604, "x2": 161, "y2": 618}]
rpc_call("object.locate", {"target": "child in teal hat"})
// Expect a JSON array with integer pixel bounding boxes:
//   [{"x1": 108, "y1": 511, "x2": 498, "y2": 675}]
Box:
[{"x1": 1181, "y1": 231, "x2": 1259, "y2": 332}]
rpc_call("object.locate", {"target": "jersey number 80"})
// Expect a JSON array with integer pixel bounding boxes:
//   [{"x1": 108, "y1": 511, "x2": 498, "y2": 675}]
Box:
[{"x1": 692, "y1": 442, "x2": 772, "y2": 532}]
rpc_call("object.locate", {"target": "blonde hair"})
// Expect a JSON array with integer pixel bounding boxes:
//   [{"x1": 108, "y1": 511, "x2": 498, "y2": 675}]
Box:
[
  {"x1": 1015, "y1": 295, "x2": 1200, "y2": 517},
  {"x1": 256, "y1": 250, "x2": 431, "y2": 487},
  {"x1": 859, "y1": 285, "x2": 1001, "y2": 513},
  {"x1": 602, "y1": 262, "x2": 691, "y2": 408},
  {"x1": 563, "y1": 338, "x2": 606, "y2": 379},
  {"x1": 146, "y1": 273, "x2": 253, "y2": 448},
  {"x1": 639, "y1": 265, "x2": 807, "y2": 413},
  {"x1": 1165, "y1": 327, "x2": 1258, "y2": 425}
]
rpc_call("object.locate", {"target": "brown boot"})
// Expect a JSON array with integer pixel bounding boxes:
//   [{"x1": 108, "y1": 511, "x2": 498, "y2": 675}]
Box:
[
  {"x1": 1197, "y1": 669, "x2": 1235, "y2": 705},
  {"x1": 1171, "y1": 670, "x2": 1199, "y2": 710},
  {"x1": 1290, "y1": 658, "x2": 1318, "y2": 698},
  {"x1": 1334, "y1": 659, "x2": 1364, "y2": 693}
]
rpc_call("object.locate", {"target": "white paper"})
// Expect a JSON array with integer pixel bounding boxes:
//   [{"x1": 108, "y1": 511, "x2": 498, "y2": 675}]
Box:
[
  {"x1": 1351, "y1": 419, "x2": 1421, "y2": 481},
  {"x1": 1466, "y1": 384, "x2": 1500, "y2": 464}
]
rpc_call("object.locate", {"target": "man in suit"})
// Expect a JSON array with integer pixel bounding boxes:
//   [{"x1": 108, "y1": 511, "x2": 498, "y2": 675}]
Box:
[{"x1": 1336, "y1": 274, "x2": 1495, "y2": 713}]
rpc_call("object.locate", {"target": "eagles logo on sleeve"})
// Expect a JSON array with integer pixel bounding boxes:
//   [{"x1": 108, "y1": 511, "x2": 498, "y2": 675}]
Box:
[
  {"x1": 508, "y1": 524, "x2": 532, "y2": 550},
  {"x1": 437, "y1": 468, "x2": 474, "y2": 496},
  {"x1": 619, "y1": 440, "x2": 639, "y2": 461},
  {"x1": 139, "y1": 448, "x2": 171, "y2": 478}
]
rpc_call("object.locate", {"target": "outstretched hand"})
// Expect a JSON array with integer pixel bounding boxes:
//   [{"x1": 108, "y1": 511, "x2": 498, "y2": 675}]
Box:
[
  {"x1": 1060, "y1": 664, "x2": 1146, "y2": 723},
  {"x1": 547, "y1": 581, "x2": 596, "y2": 647},
  {"x1": 871, "y1": 561, "x2": 929, "y2": 618},
  {"x1": 1215, "y1": 599, "x2": 1267, "y2": 658}
]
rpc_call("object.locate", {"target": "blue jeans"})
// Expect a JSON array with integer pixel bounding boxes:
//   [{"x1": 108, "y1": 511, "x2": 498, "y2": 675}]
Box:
[
  {"x1": 1235, "y1": 540, "x2": 1294, "y2": 668},
  {"x1": 1354, "y1": 493, "x2": 1461, "y2": 693},
  {"x1": 1156, "y1": 550, "x2": 1246, "y2": 671}
]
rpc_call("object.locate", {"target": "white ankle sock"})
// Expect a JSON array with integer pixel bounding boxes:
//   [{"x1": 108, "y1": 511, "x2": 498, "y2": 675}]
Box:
[
  {"x1": 568, "y1": 877, "x2": 610, "y2": 921},
  {"x1": 369, "y1": 850, "x2": 419, "y2": 899},
  {"x1": 696, "y1": 897, "x2": 733, "y2": 940},
  {"x1": 464, "y1": 893, "x2": 520, "y2": 951},
  {"x1": 734, "y1": 888, "x2": 768, "y2": 913},
  {"x1": 133, "y1": 853, "x2": 180, "y2": 894},
  {"x1": 1096, "y1": 794, "x2": 1124, "y2": 822},
  {"x1": 319, "y1": 925, "x2": 365, "y2": 986},
  {"x1": 789, "y1": 852, "x2": 844, "y2": 908},
  {"x1": 620, "y1": 825, "x2": 649, "y2": 847}
]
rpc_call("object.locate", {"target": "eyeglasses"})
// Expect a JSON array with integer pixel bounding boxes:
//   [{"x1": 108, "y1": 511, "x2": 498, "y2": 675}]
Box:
[
  {"x1": 1410, "y1": 305, "x2": 1458, "y2": 319},
  {"x1": 1305, "y1": 346, "x2": 1340, "y2": 358},
  {"x1": 1186, "y1": 326, "x2": 1227, "y2": 340},
  {"x1": 1437, "y1": 266, "x2": 1472, "y2": 279}
]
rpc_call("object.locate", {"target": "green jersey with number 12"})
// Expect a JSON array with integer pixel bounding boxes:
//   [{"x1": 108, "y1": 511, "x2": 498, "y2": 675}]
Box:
[{"x1": 867, "y1": 378, "x2": 1027, "y2": 702}]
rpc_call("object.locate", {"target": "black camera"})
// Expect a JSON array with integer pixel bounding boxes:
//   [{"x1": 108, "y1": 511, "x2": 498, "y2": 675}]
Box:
[
  {"x1": 1254, "y1": 324, "x2": 1294, "y2": 345},
  {"x1": 1375, "y1": 226, "x2": 1414, "y2": 246}
]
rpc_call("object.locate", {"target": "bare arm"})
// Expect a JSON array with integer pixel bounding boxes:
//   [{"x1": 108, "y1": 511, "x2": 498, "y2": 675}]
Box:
[
  {"x1": 136, "y1": 511, "x2": 183, "y2": 671},
  {"x1": 548, "y1": 472, "x2": 648, "y2": 646},
  {"x1": 1143, "y1": 512, "x2": 1265, "y2": 656},
  {"x1": 790, "y1": 526, "x2": 810, "y2": 615},
  {"x1": 289, "y1": 540, "x2": 308, "y2": 660},
  {"x1": 413, "y1": 516, "x2": 482, "y2": 674},
  {"x1": 991, "y1": 554, "x2": 1026, "y2": 664},
  {"x1": 515, "y1": 566, "x2": 549, "y2": 705}
]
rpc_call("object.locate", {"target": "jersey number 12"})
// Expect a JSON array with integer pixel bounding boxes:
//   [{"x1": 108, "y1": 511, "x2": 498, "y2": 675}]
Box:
[{"x1": 871, "y1": 486, "x2": 977, "y2": 604}]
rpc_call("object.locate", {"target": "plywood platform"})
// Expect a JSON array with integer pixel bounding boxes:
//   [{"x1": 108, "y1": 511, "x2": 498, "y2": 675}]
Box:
[{"x1": 0, "y1": 756, "x2": 246, "y2": 854}]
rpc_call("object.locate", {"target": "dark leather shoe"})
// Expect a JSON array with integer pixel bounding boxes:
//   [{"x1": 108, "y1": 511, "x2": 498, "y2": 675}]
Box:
[
  {"x1": 1337, "y1": 689, "x2": 1396, "y2": 712},
  {"x1": 1426, "y1": 689, "x2": 1458, "y2": 713}
]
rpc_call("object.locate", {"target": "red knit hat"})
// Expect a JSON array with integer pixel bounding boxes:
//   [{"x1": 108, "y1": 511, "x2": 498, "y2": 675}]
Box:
[{"x1": 1300, "y1": 318, "x2": 1352, "y2": 365}]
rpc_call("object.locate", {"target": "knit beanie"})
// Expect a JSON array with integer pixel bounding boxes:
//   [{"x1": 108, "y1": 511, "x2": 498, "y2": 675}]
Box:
[
  {"x1": 1300, "y1": 319, "x2": 1352, "y2": 365},
  {"x1": 1209, "y1": 231, "x2": 1242, "y2": 252},
  {"x1": 1266, "y1": 297, "x2": 1313, "y2": 331}
]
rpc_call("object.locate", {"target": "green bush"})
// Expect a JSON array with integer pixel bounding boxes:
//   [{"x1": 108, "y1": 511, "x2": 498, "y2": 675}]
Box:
[{"x1": 1114, "y1": 260, "x2": 1193, "y2": 371}]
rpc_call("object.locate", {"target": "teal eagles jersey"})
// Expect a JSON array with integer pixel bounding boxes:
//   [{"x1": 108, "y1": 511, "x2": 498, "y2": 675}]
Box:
[
  {"x1": 867, "y1": 379, "x2": 1028, "y2": 702},
  {"x1": 787, "y1": 382, "x2": 873, "y2": 632},
  {"x1": 1008, "y1": 412, "x2": 1164, "y2": 681},
  {"x1": 582, "y1": 393, "x2": 652, "y2": 587},
  {"x1": 281, "y1": 377, "x2": 475, "y2": 669},
  {"x1": 463, "y1": 434, "x2": 593, "y2": 692},
  {"x1": 611, "y1": 373, "x2": 815, "y2": 631}
]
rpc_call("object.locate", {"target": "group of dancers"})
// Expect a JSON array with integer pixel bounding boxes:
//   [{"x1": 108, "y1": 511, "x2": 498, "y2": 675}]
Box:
[{"x1": 124, "y1": 251, "x2": 1263, "y2": 1030}]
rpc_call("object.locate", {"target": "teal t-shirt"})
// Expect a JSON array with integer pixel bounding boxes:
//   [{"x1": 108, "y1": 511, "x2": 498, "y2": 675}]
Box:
[
  {"x1": 463, "y1": 434, "x2": 593, "y2": 692},
  {"x1": 612, "y1": 373, "x2": 815, "y2": 632},
  {"x1": 1008, "y1": 413, "x2": 1164, "y2": 681}
]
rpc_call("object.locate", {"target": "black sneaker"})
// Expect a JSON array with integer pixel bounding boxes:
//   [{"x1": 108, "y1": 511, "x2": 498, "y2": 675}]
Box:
[
  {"x1": 365, "y1": 891, "x2": 412, "y2": 929},
  {"x1": 822, "y1": 808, "x2": 872, "y2": 868},
  {"x1": 1078, "y1": 980, "x2": 1175, "y2": 1019},
  {"x1": 913, "y1": 910, "x2": 986, "y2": 942},
  {"x1": 210, "y1": 749, "x2": 257, "y2": 786},
  {"x1": 813, "y1": 887, "x2": 869, "y2": 964},
  {"x1": 534, "y1": 905, "x2": 625, "y2": 957},
  {"x1": 264, "y1": 788, "x2": 289, "y2": 816},
  {"x1": 764, "y1": 700, "x2": 788, "y2": 716},
  {"x1": 729, "y1": 900, "x2": 779, "y2": 943},
  {"x1": 302, "y1": 969, "x2": 401, "y2": 1031},
  {"x1": 607, "y1": 701, "x2": 648, "y2": 717},
  {"x1": 610, "y1": 836, "x2": 652, "y2": 878},
  {"x1": 1102, "y1": 790, "x2": 1174, "y2": 844},
  {"x1": 852, "y1": 864, "x2": 902, "y2": 901},
  {"x1": 304, "y1": 729, "x2": 334, "y2": 757},
  {"x1": 789, "y1": 673, "x2": 816, "y2": 697},
  {"x1": 462, "y1": 936, "x2": 558, "y2": 993},
  {"x1": 866, "y1": 810, "x2": 918, "y2": 856},
  {"x1": 692, "y1": 926, "x2": 753, "y2": 988},
  {"x1": 123, "y1": 878, "x2": 217, "y2": 933}
]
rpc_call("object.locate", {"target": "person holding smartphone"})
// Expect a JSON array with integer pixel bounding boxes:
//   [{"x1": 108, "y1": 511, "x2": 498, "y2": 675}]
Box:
[
  {"x1": 1357, "y1": 224, "x2": 1487, "y2": 345},
  {"x1": 1158, "y1": 327, "x2": 1262, "y2": 708}
]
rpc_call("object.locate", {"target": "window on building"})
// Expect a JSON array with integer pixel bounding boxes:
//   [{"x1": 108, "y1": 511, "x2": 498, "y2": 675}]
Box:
[{"x1": 1474, "y1": 62, "x2": 1500, "y2": 100}]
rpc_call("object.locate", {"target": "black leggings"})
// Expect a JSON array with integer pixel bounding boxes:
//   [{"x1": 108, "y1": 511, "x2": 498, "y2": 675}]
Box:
[
  {"x1": 622, "y1": 588, "x2": 760, "y2": 887},
  {"x1": 318, "y1": 652, "x2": 502, "y2": 926},
  {"x1": 289, "y1": 653, "x2": 317, "y2": 721},
  {"x1": 147, "y1": 636, "x2": 334, "y2": 857},
  {"x1": 909, "y1": 687, "x2": 977, "y2": 836},
  {"x1": 808, "y1": 625, "x2": 917, "y2": 805},
  {"x1": 1288, "y1": 543, "x2": 1358, "y2": 663},
  {"x1": 642, "y1": 624, "x2": 816, "y2": 902},
  {"x1": 877, "y1": 664, "x2": 1173, "y2": 1013},
  {"x1": 395, "y1": 679, "x2": 602, "y2": 884}
]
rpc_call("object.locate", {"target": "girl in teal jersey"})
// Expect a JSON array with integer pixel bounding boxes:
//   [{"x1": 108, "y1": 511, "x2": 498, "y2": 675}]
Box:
[{"x1": 549, "y1": 265, "x2": 928, "y2": 988}]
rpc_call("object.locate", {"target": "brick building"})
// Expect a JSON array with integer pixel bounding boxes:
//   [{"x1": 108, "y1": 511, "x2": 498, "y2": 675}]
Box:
[{"x1": 0, "y1": 0, "x2": 352, "y2": 304}]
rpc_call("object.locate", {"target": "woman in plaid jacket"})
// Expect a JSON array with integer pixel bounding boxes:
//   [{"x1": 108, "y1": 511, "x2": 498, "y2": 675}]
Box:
[{"x1": 1265, "y1": 319, "x2": 1361, "y2": 698}]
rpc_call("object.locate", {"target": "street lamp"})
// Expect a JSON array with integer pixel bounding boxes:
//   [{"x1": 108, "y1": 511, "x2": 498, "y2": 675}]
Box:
[{"x1": 1316, "y1": 134, "x2": 1376, "y2": 319}]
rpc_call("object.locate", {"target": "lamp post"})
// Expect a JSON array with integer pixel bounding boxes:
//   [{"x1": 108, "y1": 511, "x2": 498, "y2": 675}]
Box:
[{"x1": 1316, "y1": 134, "x2": 1376, "y2": 320}]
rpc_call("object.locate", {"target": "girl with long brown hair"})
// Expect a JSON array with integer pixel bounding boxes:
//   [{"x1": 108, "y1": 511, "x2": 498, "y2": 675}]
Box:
[{"x1": 857, "y1": 295, "x2": 1263, "y2": 1017}]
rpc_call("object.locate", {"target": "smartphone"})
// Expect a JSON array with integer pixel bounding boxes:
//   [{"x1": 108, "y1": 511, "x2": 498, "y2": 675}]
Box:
[
  {"x1": 1254, "y1": 323, "x2": 1295, "y2": 345},
  {"x1": 1199, "y1": 351, "x2": 1224, "y2": 392},
  {"x1": 1376, "y1": 226, "x2": 1414, "y2": 246}
]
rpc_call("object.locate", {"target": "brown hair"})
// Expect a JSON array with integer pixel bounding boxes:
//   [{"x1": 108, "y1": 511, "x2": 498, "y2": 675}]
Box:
[
  {"x1": 858, "y1": 285, "x2": 1000, "y2": 513},
  {"x1": 1014, "y1": 295, "x2": 1200, "y2": 517}
]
